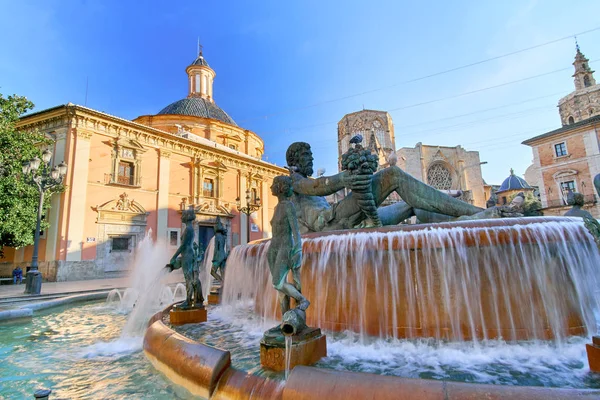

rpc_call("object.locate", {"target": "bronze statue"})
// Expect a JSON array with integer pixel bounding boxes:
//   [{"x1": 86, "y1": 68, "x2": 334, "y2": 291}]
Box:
[
  {"x1": 340, "y1": 135, "x2": 382, "y2": 227},
  {"x1": 211, "y1": 216, "x2": 228, "y2": 281},
  {"x1": 167, "y1": 206, "x2": 204, "y2": 309},
  {"x1": 268, "y1": 176, "x2": 309, "y2": 317},
  {"x1": 565, "y1": 192, "x2": 594, "y2": 219},
  {"x1": 285, "y1": 142, "x2": 513, "y2": 232}
]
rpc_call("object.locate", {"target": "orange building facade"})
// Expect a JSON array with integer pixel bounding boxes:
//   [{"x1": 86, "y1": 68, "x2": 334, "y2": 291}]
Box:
[
  {"x1": 0, "y1": 50, "x2": 287, "y2": 281},
  {"x1": 523, "y1": 46, "x2": 600, "y2": 217}
]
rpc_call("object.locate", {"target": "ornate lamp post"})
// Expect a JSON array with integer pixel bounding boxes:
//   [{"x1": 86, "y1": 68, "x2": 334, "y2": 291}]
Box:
[
  {"x1": 236, "y1": 188, "x2": 261, "y2": 244},
  {"x1": 21, "y1": 149, "x2": 67, "y2": 294}
]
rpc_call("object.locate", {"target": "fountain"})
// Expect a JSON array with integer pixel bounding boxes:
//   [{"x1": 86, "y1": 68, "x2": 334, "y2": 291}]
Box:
[
  {"x1": 223, "y1": 217, "x2": 600, "y2": 342},
  {"x1": 141, "y1": 142, "x2": 600, "y2": 399}
]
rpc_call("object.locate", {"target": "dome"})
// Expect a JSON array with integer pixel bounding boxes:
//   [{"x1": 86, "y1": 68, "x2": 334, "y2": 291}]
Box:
[
  {"x1": 497, "y1": 168, "x2": 531, "y2": 193},
  {"x1": 157, "y1": 97, "x2": 237, "y2": 126}
]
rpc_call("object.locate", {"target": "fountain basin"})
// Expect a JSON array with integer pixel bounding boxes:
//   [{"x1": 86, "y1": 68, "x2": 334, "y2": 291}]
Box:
[
  {"x1": 143, "y1": 304, "x2": 600, "y2": 399},
  {"x1": 223, "y1": 217, "x2": 600, "y2": 341}
]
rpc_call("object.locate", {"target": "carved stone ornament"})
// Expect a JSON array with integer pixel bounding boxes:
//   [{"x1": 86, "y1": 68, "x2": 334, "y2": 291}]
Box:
[{"x1": 93, "y1": 192, "x2": 148, "y2": 226}]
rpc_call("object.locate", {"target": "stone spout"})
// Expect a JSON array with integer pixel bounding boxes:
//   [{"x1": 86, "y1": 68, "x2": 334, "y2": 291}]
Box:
[{"x1": 281, "y1": 308, "x2": 307, "y2": 336}]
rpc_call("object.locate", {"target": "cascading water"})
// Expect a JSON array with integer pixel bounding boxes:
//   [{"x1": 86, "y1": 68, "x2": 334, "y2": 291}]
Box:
[
  {"x1": 201, "y1": 237, "x2": 216, "y2": 300},
  {"x1": 173, "y1": 283, "x2": 187, "y2": 301},
  {"x1": 106, "y1": 289, "x2": 122, "y2": 305},
  {"x1": 120, "y1": 231, "x2": 173, "y2": 338},
  {"x1": 222, "y1": 217, "x2": 600, "y2": 343}
]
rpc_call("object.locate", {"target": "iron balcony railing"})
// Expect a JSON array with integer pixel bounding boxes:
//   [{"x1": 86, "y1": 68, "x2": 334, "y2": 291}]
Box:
[{"x1": 545, "y1": 194, "x2": 597, "y2": 208}]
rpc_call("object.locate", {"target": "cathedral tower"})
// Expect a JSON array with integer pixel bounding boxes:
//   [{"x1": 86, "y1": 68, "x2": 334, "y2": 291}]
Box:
[
  {"x1": 337, "y1": 110, "x2": 395, "y2": 171},
  {"x1": 573, "y1": 43, "x2": 596, "y2": 91},
  {"x1": 558, "y1": 44, "x2": 600, "y2": 125}
]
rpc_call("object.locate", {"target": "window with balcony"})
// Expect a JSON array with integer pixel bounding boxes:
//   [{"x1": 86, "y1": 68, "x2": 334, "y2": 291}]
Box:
[
  {"x1": 108, "y1": 140, "x2": 144, "y2": 187},
  {"x1": 554, "y1": 142, "x2": 567, "y2": 157},
  {"x1": 560, "y1": 180, "x2": 576, "y2": 194},
  {"x1": 118, "y1": 161, "x2": 134, "y2": 185},
  {"x1": 203, "y1": 178, "x2": 214, "y2": 197}
]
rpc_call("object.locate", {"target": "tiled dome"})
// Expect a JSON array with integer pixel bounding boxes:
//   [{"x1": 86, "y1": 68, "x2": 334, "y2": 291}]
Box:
[
  {"x1": 157, "y1": 97, "x2": 237, "y2": 126},
  {"x1": 497, "y1": 169, "x2": 531, "y2": 193}
]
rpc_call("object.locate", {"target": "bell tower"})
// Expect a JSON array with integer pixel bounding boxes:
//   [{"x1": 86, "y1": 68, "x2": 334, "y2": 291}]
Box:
[
  {"x1": 186, "y1": 43, "x2": 216, "y2": 102},
  {"x1": 557, "y1": 43, "x2": 600, "y2": 125},
  {"x1": 573, "y1": 42, "x2": 596, "y2": 91}
]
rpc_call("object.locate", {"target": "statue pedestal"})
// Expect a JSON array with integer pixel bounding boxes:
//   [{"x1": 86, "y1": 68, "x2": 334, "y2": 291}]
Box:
[
  {"x1": 208, "y1": 291, "x2": 220, "y2": 305},
  {"x1": 260, "y1": 327, "x2": 327, "y2": 372},
  {"x1": 587, "y1": 336, "x2": 600, "y2": 372},
  {"x1": 169, "y1": 307, "x2": 207, "y2": 325}
]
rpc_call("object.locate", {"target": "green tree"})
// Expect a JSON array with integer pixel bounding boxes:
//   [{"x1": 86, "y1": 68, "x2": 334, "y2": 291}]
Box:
[{"x1": 0, "y1": 94, "x2": 55, "y2": 256}]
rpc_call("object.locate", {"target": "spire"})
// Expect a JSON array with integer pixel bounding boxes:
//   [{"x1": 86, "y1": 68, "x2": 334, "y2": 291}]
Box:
[
  {"x1": 572, "y1": 42, "x2": 596, "y2": 90},
  {"x1": 197, "y1": 37, "x2": 203, "y2": 57},
  {"x1": 510, "y1": 168, "x2": 514, "y2": 176}
]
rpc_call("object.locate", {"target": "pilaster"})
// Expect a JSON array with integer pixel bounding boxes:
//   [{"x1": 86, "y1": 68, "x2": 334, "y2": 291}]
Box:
[
  {"x1": 239, "y1": 172, "x2": 248, "y2": 244},
  {"x1": 157, "y1": 150, "x2": 171, "y2": 242},
  {"x1": 65, "y1": 130, "x2": 92, "y2": 261},
  {"x1": 45, "y1": 128, "x2": 68, "y2": 262},
  {"x1": 261, "y1": 180, "x2": 270, "y2": 238}
]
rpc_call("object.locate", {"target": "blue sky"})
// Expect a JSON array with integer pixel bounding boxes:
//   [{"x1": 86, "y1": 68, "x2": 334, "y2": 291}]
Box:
[{"x1": 1, "y1": 0, "x2": 599, "y2": 184}]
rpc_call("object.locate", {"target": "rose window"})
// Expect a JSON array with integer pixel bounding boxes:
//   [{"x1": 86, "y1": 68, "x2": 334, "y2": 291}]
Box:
[{"x1": 427, "y1": 164, "x2": 453, "y2": 190}]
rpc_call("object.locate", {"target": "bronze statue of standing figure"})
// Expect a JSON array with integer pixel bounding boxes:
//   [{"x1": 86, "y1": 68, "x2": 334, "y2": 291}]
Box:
[
  {"x1": 167, "y1": 206, "x2": 204, "y2": 309},
  {"x1": 268, "y1": 176, "x2": 309, "y2": 316},
  {"x1": 211, "y1": 216, "x2": 229, "y2": 281}
]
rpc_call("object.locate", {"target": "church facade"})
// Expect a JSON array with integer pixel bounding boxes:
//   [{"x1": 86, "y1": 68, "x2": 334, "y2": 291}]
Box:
[
  {"x1": 0, "y1": 50, "x2": 287, "y2": 281},
  {"x1": 396, "y1": 143, "x2": 487, "y2": 208},
  {"x1": 523, "y1": 45, "x2": 600, "y2": 217}
]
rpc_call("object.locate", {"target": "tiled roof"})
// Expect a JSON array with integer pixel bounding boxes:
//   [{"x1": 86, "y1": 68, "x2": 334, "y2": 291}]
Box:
[
  {"x1": 157, "y1": 97, "x2": 237, "y2": 126},
  {"x1": 190, "y1": 55, "x2": 209, "y2": 67},
  {"x1": 497, "y1": 169, "x2": 531, "y2": 193},
  {"x1": 522, "y1": 114, "x2": 600, "y2": 145}
]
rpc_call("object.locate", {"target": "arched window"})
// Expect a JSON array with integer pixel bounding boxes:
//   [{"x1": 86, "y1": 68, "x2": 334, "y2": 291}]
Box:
[
  {"x1": 427, "y1": 163, "x2": 453, "y2": 190},
  {"x1": 584, "y1": 75, "x2": 591, "y2": 87},
  {"x1": 568, "y1": 116, "x2": 575, "y2": 125}
]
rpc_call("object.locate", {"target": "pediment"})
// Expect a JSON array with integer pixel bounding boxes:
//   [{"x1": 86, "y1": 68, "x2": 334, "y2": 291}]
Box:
[
  {"x1": 194, "y1": 201, "x2": 233, "y2": 217},
  {"x1": 431, "y1": 149, "x2": 449, "y2": 163},
  {"x1": 116, "y1": 137, "x2": 147, "y2": 152},
  {"x1": 93, "y1": 192, "x2": 148, "y2": 226},
  {"x1": 553, "y1": 169, "x2": 578, "y2": 179},
  {"x1": 217, "y1": 133, "x2": 243, "y2": 142}
]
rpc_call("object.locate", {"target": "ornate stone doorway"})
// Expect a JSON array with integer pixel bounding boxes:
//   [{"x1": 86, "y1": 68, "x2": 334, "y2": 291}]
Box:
[{"x1": 93, "y1": 192, "x2": 149, "y2": 274}]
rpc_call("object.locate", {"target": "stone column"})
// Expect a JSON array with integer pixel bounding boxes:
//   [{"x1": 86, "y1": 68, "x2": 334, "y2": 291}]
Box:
[
  {"x1": 157, "y1": 150, "x2": 171, "y2": 243},
  {"x1": 261, "y1": 179, "x2": 270, "y2": 238},
  {"x1": 65, "y1": 130, "x2": 92, "y2": 262}
]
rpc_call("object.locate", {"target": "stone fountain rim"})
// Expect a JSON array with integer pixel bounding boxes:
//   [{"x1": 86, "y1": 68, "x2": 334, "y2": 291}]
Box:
[
  {"x1": 244, "y1": 217, "x2": 584, "y2": 246},
  {"x1": 143, "y1": 303, "x2": 600, "y2": 400}
]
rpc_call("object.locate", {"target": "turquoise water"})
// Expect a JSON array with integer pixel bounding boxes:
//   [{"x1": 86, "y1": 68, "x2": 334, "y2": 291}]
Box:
[{"x1": 0, "y1": 302, "x2": 191, "y2": 399}]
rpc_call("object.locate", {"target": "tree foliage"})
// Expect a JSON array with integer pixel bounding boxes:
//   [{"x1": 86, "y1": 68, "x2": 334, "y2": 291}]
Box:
[{"x1": 0, "y1": 94, "x2": 54, "y2": 254}]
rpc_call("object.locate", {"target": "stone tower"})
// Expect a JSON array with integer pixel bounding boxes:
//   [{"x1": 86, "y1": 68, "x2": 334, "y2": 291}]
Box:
[
  {"x1": 337, "y1": 110, "x2": 395, "y2": 171},
  {"x1": 558, "y1": 44, "x2": 600, "y2": 125},
  {"x1": 573, "y1": 43, "x2": 596, "y2": 91}
]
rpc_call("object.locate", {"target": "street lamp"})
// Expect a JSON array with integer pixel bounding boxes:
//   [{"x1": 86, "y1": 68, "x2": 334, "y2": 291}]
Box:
[
  {"x1": 236, "y1": 188, "x2": 261, "y2": 244},
  {"x1": 21, "y1": 149, "x2": 67, "y2": 295}
]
